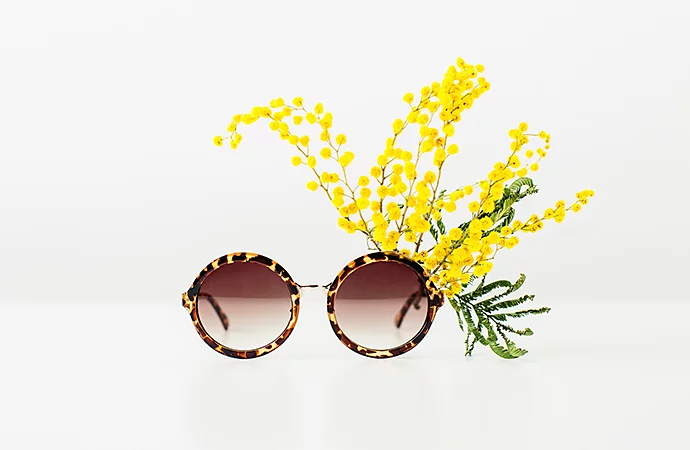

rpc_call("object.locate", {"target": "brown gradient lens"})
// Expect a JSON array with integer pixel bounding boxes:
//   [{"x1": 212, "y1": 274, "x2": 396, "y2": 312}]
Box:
[
  {"x1": 196, "y1": 261, "x2": 293, "y2": 350},
  {"x1": 333, "y1": 261, "x2": 429, "y2": 350}
]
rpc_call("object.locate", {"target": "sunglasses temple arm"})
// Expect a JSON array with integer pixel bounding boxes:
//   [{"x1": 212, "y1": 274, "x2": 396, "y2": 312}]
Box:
[
  {"x1": 393, "y1": 286, "x2": 424, "y2": 328},
  {"x1": 198, "y1": 292, "x2": 230, "y2": 331}
]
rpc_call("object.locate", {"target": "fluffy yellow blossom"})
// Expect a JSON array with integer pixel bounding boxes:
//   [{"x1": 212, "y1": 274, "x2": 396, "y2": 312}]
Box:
[
  {"x1": 291, "y1": 156, "x2": 302, "y2": 166},
  {"x1": 388, "y1": 204, "x2": 402, "y2": 221},
  {"x1": 332, "y1": 195, "x2": 344, "y2": 207},
  {"x1": 449, "y1": 228, "x2": 463, "y2": 241},
  {"x1": 213, "y1": 136, "x2": 223, "y2": 147},
  {"x1": 403, "y1": 92, "x2": 414, "y2": 104},
  {"x1": 504, "y1": 236, "x2": 519, "y2": 248},
  {"x1": 421, "y1": 139, "x2": 434, "y2": 153},
  {"x1": 407, "y1": 212, "x2": 431, "y2": 233},
  {"x1": 336, "y1": 134, "x2": 347, "y2": 145},
  {"x1": 320, "y1": 147, "x2": 332, "y2": 159},
  {"x1": 373, "y1": 227, "x2": 387, "y2": 241},
  {"x1": 433, "y1": 148, "x2": 447, "y2": 167},
  {"x1": 450, "y1": 191, "x2": 464, "y2": 201},
  {"x1": 376, "y1": 185, "x2": 388, "y2": 198},
  {"x1": 270, "y1": 98, "x2": 285, "y2": 108},
  {"x1": 320, "y1": 112, "x2": 333, "y2": 129},
  {"x1": 306, "y1": 181, "x2": 319, "y2": 191},
  {"x1": 403, "y1": 162, "x2": 416, "y2": 180},
  {"x1": 339, "y1": 151, "x2": 355, "y2": 167},
  {"x1": 508, "y1": 155, "x2": 521, "y2": 168},
  {"x1": 356, "y1": 197, "x2": 370, "y2": 210},
  {"x1": 393, "y1": 119, "x2": 404, "y2": 134},
  {"x1": 321, "y1": 172, "x2": 339, "y2": 184}
]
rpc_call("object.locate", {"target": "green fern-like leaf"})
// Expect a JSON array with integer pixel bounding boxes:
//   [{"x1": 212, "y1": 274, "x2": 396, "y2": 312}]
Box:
[
  {"x1": 503, "y1": 307, "x2": 551, "y2": 318},
  {"x1": 496, "y1": 322, "x2": 534, "y2": 336},
  {"x1": 437, "y1": 218, "x2": 446, "y2": 236},
  {"x1": 485, "y1": 294, "x2": 534, "y2": 312},
  {"x1": 448, "y1": 273, "x2": 549, "y2": 359},
  {"x1": 474, "y1": 274, "x2": 526, "y2": 308},
  {"x1": 429, "y1": 222, "x2": 439, "y2": 242}
]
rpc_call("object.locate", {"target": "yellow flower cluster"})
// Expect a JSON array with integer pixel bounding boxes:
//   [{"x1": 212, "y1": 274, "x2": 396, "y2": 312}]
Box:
[{"x1": 213, "y1": 57, "x2": 593, "y2": 300}]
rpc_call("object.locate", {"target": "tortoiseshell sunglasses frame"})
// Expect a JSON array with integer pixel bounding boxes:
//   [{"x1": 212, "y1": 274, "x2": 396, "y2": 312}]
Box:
[{"x1": 182, "y1": 251, "x2": 444, "y2": 359}]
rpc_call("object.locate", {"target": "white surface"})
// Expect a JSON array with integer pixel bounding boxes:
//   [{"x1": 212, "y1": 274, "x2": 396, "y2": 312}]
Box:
[
  {"x1": 1, "y1": 299, "x2": 688, "y2": 450},
  {"x1": 1, "y1": 0, "x2": 689, "y2": 448}
]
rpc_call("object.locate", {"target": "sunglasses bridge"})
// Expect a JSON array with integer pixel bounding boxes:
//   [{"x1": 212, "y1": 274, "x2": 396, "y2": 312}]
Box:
[{"x1": 296, "y1": 283, "x2": 332, "y2": 291}]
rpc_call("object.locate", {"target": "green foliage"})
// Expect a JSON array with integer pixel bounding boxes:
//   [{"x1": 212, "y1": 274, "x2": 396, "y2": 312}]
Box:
[
  {"x1": 429, "y1": 222, "x2": 439, "y2": 242},
  {"x1": 451, "y1": 177, "x2": 538, "y2": 240},
  {"x1": 428, "y1": 191, "x2": 447, "y2": 243},
  {"x1": 488, "y1": 177, "x2": 538, "y2": 231},
  {"x1": 437, "y1": 218, "x2": 446, "y2": 236},
  {"x1": 449, "y1": 273, "x2": 550, "y2": 359}
]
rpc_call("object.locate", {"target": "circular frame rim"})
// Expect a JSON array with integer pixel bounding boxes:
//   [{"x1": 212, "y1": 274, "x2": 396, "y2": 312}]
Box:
[
  {"x1": 326, "y1": 251, "x2": 444, "y2": 358},
  {"x1": 184, "y1": 252, "x2": 300, "y2": 359}
]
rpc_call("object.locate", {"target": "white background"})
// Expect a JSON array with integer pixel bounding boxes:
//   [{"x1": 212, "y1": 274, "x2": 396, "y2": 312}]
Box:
[{"x1": 1, "y1": 0, "x2": 689, "y2": 449}]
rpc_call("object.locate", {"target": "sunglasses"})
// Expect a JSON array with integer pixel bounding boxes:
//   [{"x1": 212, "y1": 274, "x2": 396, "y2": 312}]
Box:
[{"x1": 182, "y1": 251, "x2": 445, "y2": 358}]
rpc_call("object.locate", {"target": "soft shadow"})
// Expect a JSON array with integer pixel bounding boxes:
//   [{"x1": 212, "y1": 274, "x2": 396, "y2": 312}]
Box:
[
  {"x1": 323, "y1": 358, "x2": 444, "y2": 450},
  {"x1": 180, "y1": 358, "x2": 301, "y2": 450}
]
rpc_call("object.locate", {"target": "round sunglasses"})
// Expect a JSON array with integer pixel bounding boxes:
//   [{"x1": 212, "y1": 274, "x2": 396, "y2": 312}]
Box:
[{"x1": 182, "y1": 251, "x2": 445, "y2": 358}]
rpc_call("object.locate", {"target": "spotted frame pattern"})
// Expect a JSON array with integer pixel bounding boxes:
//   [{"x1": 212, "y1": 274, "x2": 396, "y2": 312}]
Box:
[
  {"x1": 182, "y1": 252, "x2": 301, "y2": 359},
  {"x1": 182, "y1": 251, "x2": 444, "y2": 359},
  {"x1": 326, "y1": 251, "x2": 444, "y2": 358}
]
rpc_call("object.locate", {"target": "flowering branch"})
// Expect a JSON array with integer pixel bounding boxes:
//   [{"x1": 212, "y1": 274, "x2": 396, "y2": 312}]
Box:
[{"x1": 212, "y1": 57, "x2": 594, "y2": 358}]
